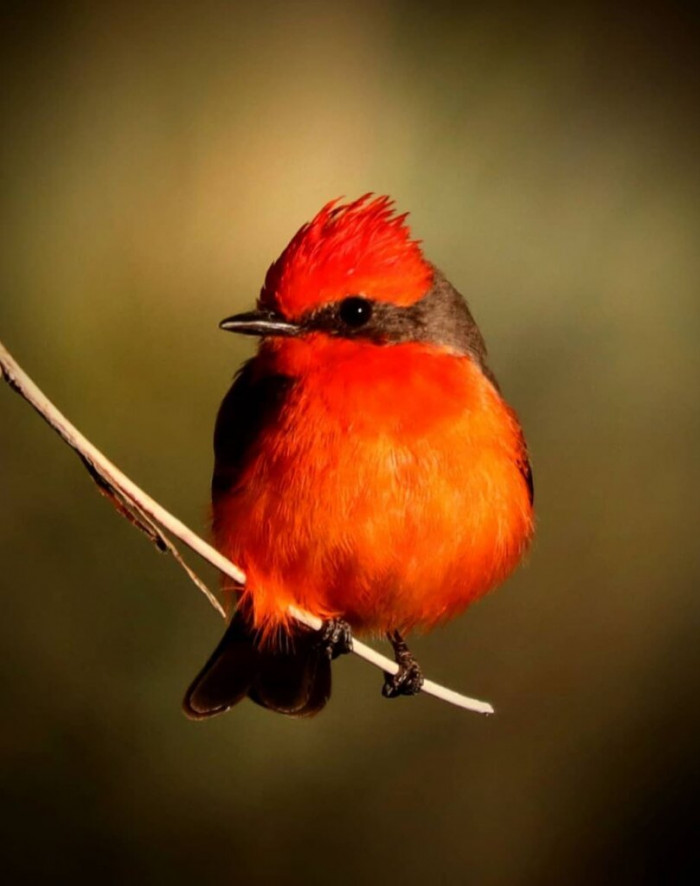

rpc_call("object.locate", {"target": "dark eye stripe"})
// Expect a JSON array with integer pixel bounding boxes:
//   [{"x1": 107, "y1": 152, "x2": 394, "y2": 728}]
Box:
[{"x1": 295, "y1": 270, "x2": 490, "y2": 370}]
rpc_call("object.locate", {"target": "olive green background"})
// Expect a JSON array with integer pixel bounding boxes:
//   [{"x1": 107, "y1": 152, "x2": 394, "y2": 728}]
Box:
[{"x1": 1, "y1": 2, "x2": 699, "y2": 883}]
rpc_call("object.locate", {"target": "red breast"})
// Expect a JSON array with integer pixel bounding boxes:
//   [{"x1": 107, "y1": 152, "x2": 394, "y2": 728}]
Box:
[{"x1": 213, "y1": 336, "x2": 532, "y2": 640}]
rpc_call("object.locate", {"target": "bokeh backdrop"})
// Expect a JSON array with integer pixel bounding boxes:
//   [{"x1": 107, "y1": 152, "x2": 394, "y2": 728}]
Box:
[{"x1": 2, "y1": 2, "x2": 699, "y2": 883}]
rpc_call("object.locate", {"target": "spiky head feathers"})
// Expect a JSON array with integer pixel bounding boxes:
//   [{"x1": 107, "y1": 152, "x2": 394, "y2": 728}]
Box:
[{"x1": 260, "y1": 195, "x2": 433, "y2": 319}]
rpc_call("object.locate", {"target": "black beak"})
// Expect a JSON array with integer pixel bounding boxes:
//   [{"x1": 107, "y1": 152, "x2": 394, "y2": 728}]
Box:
[{"x1": 219, "y1": 310, "x2": 300, "y2": 337}]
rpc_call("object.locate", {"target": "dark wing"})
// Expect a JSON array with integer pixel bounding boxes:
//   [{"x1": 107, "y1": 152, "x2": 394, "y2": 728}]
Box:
[
  {"x1": 184, "y1": 359, "x2": 332, "y2": 718},
  {"x1": 520, "y1": 455, "x2": 534, "y2": 506},
  {"x1": 211, "y1": 359, "x2": 294, "y2": 502}
]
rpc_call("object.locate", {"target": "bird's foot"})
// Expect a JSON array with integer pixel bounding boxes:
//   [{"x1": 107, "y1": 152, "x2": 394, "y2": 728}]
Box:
[
  {"x1": 382, "y1": 631, "x2": 424, "y2": 698},
  {"x1": 315, "y1": 618, "x2": 354, "y2": 660}
]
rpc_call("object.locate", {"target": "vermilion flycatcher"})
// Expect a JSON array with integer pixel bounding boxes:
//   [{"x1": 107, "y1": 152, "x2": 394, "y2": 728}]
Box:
[{"x1": 184, "y1": 195, "x2": 534, "y2": 718}]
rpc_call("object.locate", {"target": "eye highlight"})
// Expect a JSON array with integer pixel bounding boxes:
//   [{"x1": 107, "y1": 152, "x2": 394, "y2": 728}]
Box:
[{"x1": 339, "y1": 296, "x2": 373, "y2": 328}]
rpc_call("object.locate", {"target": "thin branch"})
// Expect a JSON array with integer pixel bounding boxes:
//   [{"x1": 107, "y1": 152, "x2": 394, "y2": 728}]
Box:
[{"x1": 0, "y1": 340, "x2": 494, "y2": 716}]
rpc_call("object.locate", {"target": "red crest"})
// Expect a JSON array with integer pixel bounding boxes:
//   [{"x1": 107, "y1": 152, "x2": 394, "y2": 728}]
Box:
[{"x1": 260, "y1": 195, "x2": 433, "y2": 318}]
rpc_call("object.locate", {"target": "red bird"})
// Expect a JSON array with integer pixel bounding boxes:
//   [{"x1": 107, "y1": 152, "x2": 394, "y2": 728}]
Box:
[{"x1": 184, "y1": 195, "x2": 534, "y2": 718}]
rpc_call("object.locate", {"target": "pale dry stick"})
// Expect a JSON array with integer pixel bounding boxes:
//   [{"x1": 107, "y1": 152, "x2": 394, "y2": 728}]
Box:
[{"x1": 0, "y1": 340, "x2": 494, "y2": 716}]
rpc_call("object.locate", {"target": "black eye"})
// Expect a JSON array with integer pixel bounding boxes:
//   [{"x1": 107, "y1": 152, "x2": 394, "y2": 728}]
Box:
[{"x1": 339, "y1": 296, "x2": 373, "y2": 328}]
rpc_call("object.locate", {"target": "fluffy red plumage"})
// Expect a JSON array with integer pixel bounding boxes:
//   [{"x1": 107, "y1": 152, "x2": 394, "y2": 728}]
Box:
[
  {"x1": 184, "y1": 195, "x2": 534, "y2": 718},
  {"x1": 215, "y1": 338, "x2": 532, "y2": 638}
]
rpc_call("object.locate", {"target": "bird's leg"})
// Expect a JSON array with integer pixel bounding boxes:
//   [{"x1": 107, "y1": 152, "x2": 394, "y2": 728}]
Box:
[
  {"x1": 382, "y1": 630, "x2": 424, "y2": 698},
  {"x1": 315, "y1": 618, "x2": 354, "y2": 660}
]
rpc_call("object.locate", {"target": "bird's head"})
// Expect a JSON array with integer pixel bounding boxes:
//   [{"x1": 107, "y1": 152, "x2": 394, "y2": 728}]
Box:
[{"x1": 220, "y1": 194, "x2": 488, "y2": 364}]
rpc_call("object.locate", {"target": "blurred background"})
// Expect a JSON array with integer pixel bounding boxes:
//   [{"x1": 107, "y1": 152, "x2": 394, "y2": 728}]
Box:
[{"x1": 1, "y1": 1, "x2": 699, "y2": 883}]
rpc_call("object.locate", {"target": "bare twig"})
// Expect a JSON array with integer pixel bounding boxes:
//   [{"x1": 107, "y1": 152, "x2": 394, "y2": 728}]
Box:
[{"x1": 0, "y1": 340, "x2": 494, "y2": 715}]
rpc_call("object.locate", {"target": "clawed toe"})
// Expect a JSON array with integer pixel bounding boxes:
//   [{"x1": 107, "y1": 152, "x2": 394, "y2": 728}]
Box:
[
  {"x1": 381, "y1": 630, "x2": 424, "y2": 699},
  {"x1": 382, "y1": 660, "x2": 424, "y2": 697},
  {"x1": 316, "y1": 618, "x2": 354, "y2": 659}
]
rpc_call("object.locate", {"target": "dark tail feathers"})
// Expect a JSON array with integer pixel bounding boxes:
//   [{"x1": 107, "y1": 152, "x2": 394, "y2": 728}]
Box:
[{"x1": 183, "y1": 610, "x2": 331, "y2": 719}]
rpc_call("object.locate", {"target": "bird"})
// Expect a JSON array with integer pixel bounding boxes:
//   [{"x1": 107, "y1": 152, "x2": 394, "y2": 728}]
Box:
[{"x1": 183, "y1": 195, "x2": 534, "y2": 719}]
